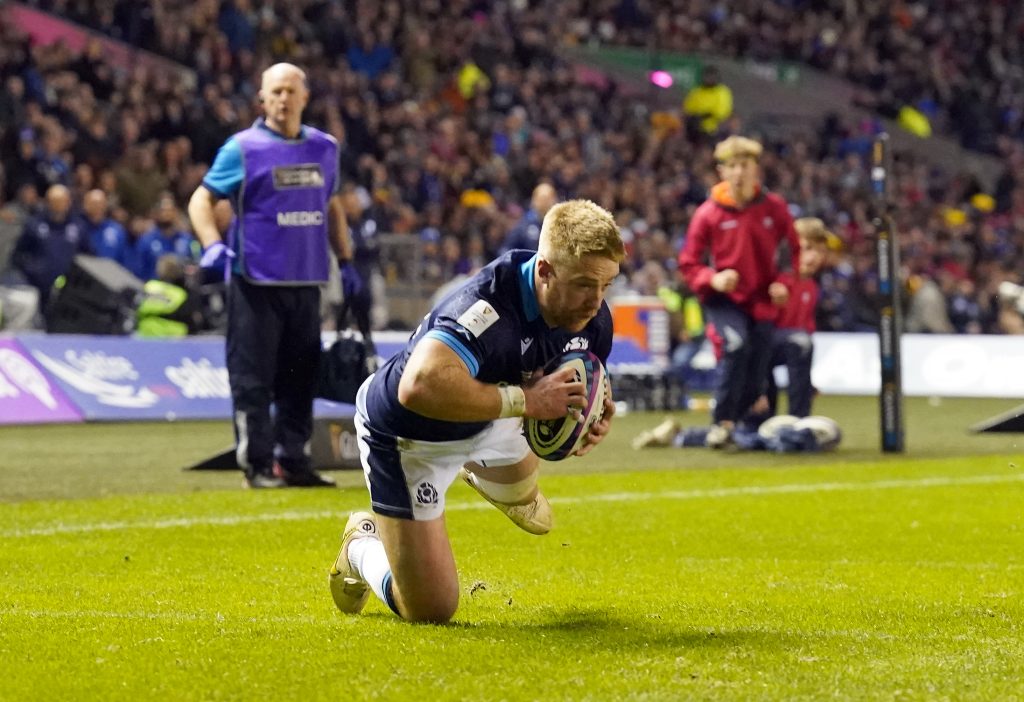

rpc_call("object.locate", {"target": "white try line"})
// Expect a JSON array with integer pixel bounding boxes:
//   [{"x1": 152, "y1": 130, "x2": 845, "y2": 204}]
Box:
[
  {"x1": 2, "y1": 472, "x2": 1022, "y2": 539},
  {"x1": 0, "y1": 607, "x2": 320, "y2": 626}
]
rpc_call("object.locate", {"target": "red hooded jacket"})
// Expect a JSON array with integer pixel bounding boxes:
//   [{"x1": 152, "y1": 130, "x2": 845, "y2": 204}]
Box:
[
  {"x1": 774, "y1": 271, "x2": 819, "y2": 333},
  {"x1": 678, "y1": 182, "x2": 800, "y2": 321}
]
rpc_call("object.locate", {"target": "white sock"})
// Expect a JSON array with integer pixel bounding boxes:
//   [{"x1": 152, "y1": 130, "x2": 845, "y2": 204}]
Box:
[{"x1": 348, "y1": 537, "x2": 394, "y2": 606}]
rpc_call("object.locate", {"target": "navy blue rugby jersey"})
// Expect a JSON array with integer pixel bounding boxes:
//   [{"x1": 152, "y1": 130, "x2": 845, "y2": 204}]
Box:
[{"x1": 363, "y1": 250, "x2": 614, "y2": 441}]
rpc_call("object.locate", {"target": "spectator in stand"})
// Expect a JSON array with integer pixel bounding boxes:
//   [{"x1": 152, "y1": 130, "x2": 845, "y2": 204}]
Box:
[
  {"x1": 81, "y1": 189, "x2": 132, "y2": 271},
  {"x1": 337, "y1": 184, "x2": 377, "y2": 352},
  {"x1": 904, "y1": 274, "x2": 954, "y2": 333},
  {"x1": 678, "y1": 136, "x2": 799, "y2": 448},
  {"x1": 499, "y1": 182, "x2": 558, "y2": 253},
  {"x1": 11, "y1": 184, "x2": 88, "y2": 307},
  {"x1": 402, "y1": 27, "x2": 438, "y2": 97},
  {"x1": 0, "y1": 76, "x2": 27, "y2": 140},
  {"x1": 682, "y1": 65, "x2": 733, "y2": 138},
  {"x1": 439, "y1": 234, "x2": 473, "y2": 279},
  {"x1": 347, "y1": 29, "x2": 395, "y2": 80},
  {"x1": 418, "y1": 226, "x2": 445, "y2": 286},
  {"x1": 136, "y1": 254, "x2": 203, "y2": 337},
  {"x1": 218, "y1": 0, "x2": 256, "y2": 54},
  {"x1": 0, "y1": 184, "x2": 40, "y2": 274},
  {"x1": 32, "y1": 128, "x2": 73, "y2": 192},
  {"x1": 947, "y1": 278, "x2": 987, "y2": 334},
  {"x1": 116, "y1": 145, "x2": 169, "y2": 218},
  {"x1": 133, "y1": 194, "x2": 196, "y2": 281},
  {"x1": 0, "y1": 182, "x2": 41, "y2": 330},
  {"x1": 7, "y1": 131, "x2": 40, "y2": 197}
]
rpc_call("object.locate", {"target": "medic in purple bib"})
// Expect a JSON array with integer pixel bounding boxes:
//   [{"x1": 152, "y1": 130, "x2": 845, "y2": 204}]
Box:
[{"x1": 188, "y1": 63, "x2": 359, "y2": 489}]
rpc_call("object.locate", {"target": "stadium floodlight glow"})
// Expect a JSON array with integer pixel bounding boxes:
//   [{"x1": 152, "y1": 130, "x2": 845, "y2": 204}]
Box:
[{"x1": 648, "y1": 70, "x2": 673, "y2": 89}]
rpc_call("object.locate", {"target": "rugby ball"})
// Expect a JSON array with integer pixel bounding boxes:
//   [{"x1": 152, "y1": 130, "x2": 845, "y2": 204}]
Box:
[
  {"x1": 793, "y1": 415, "x2": 842, "y2": 451},
  {"x1": 524, "y1": 350, "x2": 608, "y2": 461},
  {"x1": 757, "y1": 414, "x2": 800, "y2": 441}
]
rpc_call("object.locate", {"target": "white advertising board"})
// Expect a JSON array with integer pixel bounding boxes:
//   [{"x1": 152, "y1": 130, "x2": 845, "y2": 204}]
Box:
[{"x1": 811, "y1": 333, "x2": 1024, "y2": 398}]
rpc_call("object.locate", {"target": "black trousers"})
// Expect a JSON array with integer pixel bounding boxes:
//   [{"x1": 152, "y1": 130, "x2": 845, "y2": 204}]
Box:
[
  {"x1": 765, "y1": 328, "x2": 815, "y2": 418},
  {"x1": 704, "y1": 296, "x2": 775, "y2": 424},
  {"x1": 226, "y1": 276, "x2": 321, "y2": 474}
]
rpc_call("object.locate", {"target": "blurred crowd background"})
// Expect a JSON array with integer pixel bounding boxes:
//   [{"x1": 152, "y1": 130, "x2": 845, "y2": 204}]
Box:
[{"x1": 2, "y1": 0, "x2": 1024, "y2": 336}]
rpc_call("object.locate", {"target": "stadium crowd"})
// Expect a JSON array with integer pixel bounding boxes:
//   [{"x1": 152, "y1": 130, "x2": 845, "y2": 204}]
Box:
[
  {"x1": 1, "y1": 0, "x2": 1023, "y2": 335},
  {"x1": 568, "y1": 0, "x2": 1024, "y2": 155}
]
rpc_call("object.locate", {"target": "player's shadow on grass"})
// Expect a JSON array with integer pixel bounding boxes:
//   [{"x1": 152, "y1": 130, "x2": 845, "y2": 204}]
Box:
[{"x1": 445, "y1": 607, "x2": 775, "y2": 651}]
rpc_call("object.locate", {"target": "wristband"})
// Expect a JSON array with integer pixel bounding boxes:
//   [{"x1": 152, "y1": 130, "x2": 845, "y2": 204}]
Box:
[{"x1": 497, "y1": 384, "x2": 526, "y2": 418}]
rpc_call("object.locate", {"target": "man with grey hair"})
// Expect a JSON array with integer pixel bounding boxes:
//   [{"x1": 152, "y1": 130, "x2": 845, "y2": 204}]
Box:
[
  {"x1": 11, "y1": 184, "x2": 88, "y2": 308},
  {"x1": 81, "y1": 189, "x2": 131, "y2": 270}
]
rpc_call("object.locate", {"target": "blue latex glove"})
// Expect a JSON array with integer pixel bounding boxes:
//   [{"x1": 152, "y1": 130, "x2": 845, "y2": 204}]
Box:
[
  {"x1": 199, "y1": 241, "x2": 234, "y2": 269},
  {"x1": 340, "y1": 260, "x2": 363, "y2": 298}
]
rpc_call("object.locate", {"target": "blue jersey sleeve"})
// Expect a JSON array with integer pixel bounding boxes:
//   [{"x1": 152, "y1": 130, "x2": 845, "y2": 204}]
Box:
[
  {"x1": 424, "y1": 327, "x2": 481, "y2": 377},
  {"x1": 201, "y1": 137, "x2": 243, "y2": 198},
  {"x1": 423, "y1": 296, "x2": 521, "y2": 383}
]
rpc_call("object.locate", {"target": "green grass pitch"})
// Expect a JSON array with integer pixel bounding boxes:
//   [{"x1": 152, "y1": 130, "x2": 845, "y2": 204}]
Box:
[{"x1": 1, "y1": 395, "x2": 1022, "y2": 701}]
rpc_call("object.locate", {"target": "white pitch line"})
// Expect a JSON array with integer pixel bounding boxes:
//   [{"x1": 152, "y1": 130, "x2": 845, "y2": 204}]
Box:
[
  {"x1": 2, "y1": 472, "x2": 1022, "y2": 539},
  {"x1": 0, "y1": 608, "x2": 319, "y2": 626},
  {"x1": 550, "y1": 471, "x2": 1024, "y2": 505}
]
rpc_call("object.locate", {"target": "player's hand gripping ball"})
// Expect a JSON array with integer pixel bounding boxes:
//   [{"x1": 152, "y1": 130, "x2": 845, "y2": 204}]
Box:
[{"x1": 524, "y1": 350, "x2": 609, "y2": 461}]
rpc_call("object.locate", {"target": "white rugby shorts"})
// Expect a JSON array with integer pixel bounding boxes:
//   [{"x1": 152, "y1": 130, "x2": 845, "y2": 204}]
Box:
[{"x1": 354, "y1": 374, "x2": 532, "y2": 520}]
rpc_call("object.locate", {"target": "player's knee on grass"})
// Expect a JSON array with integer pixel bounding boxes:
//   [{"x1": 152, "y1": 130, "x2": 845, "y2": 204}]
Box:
[
  {"x1": 394, "y1": 583, "x2": 459, "y2": 624},
  {"x1": 389, "y1": 559, "x2": 460, "y2": 623},
  {"x1": 378, "y1": 514, "x2": 460, "y2": 623}
]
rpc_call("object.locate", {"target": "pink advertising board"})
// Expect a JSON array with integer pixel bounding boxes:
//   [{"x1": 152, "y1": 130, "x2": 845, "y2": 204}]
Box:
[{"x1": 0, "y1": 338, "x2": 83, "y2": 424}]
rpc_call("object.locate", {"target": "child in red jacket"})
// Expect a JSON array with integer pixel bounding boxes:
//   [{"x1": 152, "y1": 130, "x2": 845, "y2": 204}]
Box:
[
  {"x1": 678, "y1": 136, "x2": 800, "y2": 447},
  {"x1": 632, "y1": 218, "x2": 832, "y2": 451},
  {"x1": 762, "y1": 217, "x2": 830, "y2": 417}
]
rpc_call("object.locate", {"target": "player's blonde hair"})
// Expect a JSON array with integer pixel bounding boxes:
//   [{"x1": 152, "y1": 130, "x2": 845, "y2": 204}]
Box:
[
  {"x1": 538, "y1": 199, "x2": 625, "y2": 266},
  {"x1": 713, "y1": 135, "x2": 763, "y2": 162},
  {"x1": 794, "y1": 217, "x2": 832, "y2": 246}
]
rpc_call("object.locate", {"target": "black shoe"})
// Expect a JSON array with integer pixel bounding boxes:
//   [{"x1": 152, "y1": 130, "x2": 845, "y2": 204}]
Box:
[
  {"x1": 245, "y1": 469, "x2": 287, "y2": 489},
  {"x1": 273, "y1": 463, "x2": 336, "y2": 488}
]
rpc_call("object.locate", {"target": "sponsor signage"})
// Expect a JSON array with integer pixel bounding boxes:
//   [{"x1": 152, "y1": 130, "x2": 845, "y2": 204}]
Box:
[
  {"x1": 0, "y1": 339, "x2": 83, "y2": 424},
  {"x1": 6, "y1": 330, "x2": 1022, "y2": 427},
  {"x1": 272, "y1": 164, "x2": 325, "y2": 189},
  {"x1": 17, "y1": 335, "x2": 231, "y2": 420},
  {"x1": 811, "y1": 333, "x2": 1024, "y2": 397}
]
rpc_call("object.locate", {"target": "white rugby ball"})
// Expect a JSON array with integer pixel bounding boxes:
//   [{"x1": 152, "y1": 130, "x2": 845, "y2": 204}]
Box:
[
  {"x1": 793, "y1": 415, "x2": 842, "y2": 451},
  {"x1": 757, "y1": 414, "x2": 800, "y2": 441},
  {"x1": 523, "y1": 351, "x2": 608, "y2": 461}
]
